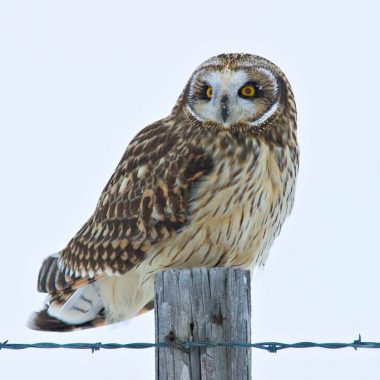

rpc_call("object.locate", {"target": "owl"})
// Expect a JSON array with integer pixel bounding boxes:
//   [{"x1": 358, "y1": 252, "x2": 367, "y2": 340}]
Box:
[{"x1": 29, "y1": 53, "x2": 299, "y2": 331}]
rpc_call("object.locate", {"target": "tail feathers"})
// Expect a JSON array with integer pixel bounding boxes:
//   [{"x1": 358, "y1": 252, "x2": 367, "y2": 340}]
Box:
[
  {"x1": 28, "y1": 308, "x2": 106, "y2": 332},
  {"x1": 29, "y1": 283, "x2": 106, "y2": 332}
]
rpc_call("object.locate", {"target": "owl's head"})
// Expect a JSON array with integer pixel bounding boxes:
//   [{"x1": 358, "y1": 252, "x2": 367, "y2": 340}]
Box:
[{"x1": 179, "y1": 53, "x2": 294, "y2": 134}]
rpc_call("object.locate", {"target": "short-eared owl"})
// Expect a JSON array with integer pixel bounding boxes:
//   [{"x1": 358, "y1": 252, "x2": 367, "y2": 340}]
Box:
[{"x1": 30, "y1": 53, "x2": 299, "y2": 331}]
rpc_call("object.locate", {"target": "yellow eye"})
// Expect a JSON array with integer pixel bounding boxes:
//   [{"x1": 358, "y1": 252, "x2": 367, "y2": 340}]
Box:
[
  {"x1": 239, "y1": 84, "x2": 255, "y2": 98},
  {"x1": 205, "y1": 86, "x2": 213, "y2": 99}
]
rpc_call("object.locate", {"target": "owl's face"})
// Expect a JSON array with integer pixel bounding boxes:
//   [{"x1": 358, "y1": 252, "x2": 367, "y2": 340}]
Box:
[{"x1": 183, "y1": 54, "x2": 291, "y2": 133}]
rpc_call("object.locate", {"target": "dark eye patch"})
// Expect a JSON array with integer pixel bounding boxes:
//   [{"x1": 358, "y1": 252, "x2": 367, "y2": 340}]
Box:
[{"x1": 200, "y1": 83, "x2": 212, "y2": 100}]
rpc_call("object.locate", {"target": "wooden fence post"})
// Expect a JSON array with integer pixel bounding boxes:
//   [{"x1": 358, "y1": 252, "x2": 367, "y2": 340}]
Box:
[{"x1": 155, "y1": 268, "x2": 251, "y2": 379}]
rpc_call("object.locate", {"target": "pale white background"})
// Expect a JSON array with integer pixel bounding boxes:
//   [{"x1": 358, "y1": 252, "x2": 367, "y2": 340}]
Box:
[{"x1": 1, "y1": 0, "x2": 379, "y2": 379}]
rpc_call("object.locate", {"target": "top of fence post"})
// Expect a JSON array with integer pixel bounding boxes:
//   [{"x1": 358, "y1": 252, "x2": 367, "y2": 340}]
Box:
[{"x1": 155, "y1": 267, "x2": 251, "y2": 380}]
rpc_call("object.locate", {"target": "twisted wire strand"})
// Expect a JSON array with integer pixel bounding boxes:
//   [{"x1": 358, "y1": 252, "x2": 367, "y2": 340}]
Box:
[{"x1": 1, "y1": 335, "x2": 378, "y2": 353}]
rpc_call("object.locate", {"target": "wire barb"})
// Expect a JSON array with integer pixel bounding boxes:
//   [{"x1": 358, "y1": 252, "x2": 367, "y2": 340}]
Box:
[
  {"x1": 91, "y1": 342, "x2": 102, "y2": 353},
  {"x1": 353, "y1": 334, "x2": 362, "y2": 351},
  {"x1": 0, "y1": 340, "x2": 9, "y2": 350}
]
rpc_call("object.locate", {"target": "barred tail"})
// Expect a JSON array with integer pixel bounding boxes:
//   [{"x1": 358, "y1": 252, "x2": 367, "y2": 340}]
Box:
[
  {"x1": 28, "y1": 284, "x2": 107, "y2": 332},
  {"x1": 29, "y1": 253, "x2": 106, "y2": 332}
]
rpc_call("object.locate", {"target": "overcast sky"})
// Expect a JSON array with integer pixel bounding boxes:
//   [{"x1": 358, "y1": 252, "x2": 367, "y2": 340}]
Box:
[{"x1": 1, "y1": 1, "x2": 380, "y2": 379}]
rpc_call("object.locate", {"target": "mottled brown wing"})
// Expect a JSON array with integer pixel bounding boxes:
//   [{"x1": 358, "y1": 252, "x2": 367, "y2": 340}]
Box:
[{"x1": 51, "y1": 118, "x2": 214, "y2": 289}]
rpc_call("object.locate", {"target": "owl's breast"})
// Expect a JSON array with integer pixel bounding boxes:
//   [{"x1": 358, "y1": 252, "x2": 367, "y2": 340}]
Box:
[{"x1": 150, "y1": 140, "x2": 297, "y2": 270}]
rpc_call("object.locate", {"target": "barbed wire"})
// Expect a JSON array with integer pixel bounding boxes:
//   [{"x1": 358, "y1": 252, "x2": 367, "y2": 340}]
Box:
[{"x1": 1, "y1": 335, "x2": 379, "y2": 354}]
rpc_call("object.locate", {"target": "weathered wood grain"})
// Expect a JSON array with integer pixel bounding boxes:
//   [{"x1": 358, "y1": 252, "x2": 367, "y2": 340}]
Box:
[{"x1": 155, "y1": 268, "x2": 251, "y2": 380}]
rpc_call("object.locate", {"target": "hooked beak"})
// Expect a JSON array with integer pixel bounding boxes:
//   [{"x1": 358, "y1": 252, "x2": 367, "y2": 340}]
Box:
[{"x1": 221, "y1": 95, "x2": 229, "y2": 122}]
